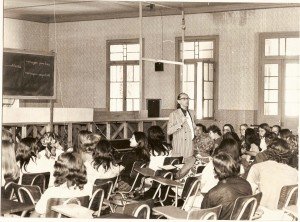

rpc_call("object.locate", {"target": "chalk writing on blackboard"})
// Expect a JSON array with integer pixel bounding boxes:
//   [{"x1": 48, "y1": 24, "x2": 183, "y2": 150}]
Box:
[
  {"x1": 24, "y1": 72, "x2": 51, "y2": 78},
  {"x1": 4, "y1": 64, "x2": 22, "y2": 69},
  {"x1": 26, "y1": 60, "x2": 51, "y2": 66}
]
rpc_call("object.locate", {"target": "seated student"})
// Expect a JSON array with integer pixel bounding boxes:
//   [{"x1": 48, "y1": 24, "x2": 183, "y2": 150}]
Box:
[
  {"x1": 258, "y1": 123, "x2": 271, "y2": 152},
  {"x1": 239, "y1": 123, "x2": 248, "y2": 141},
  {"x1": 85, "y1": 140, "x2": 124, "y2": 185},
  {"x1": 38, "y1": 132, "x2": 64, "y2": 158},
  {"x1": 241, "y1": 128, "x2": 261, "y2": 162},
  {"x1": 31, "y1": 152, "x2": 92, "y2": 217},
  {"x1": 207, "y1": 125, "x2": 222, "y2": 155},
  {"x1": 148, "y1": 126, "x2": 172, "y2": 171},
  {"x1": 271, "y1": 125, "x2": 281, "y2": 137},
  {"x1": 118, "y1": 132, "x2": 150, "y2": 190},
  {"x1": 222, "y1": 124, "x2": 235, "y2": 134},
  {"x1": 193, "y1": 123, "x2": 214, "y2": 157},
  {"x1": 201, "y1": 152, "x2": 252, "y2": 220},
  {"x1": 247, "y1": 138, "x2": 298, "y2": 210},
  {"x1": 2, "y1": 129, "x2": 13, "y2": 142},
  {"x1": 279, "y1": 128, "x2": 293, "y2": 140},
  {"x1": 1, "y1": 140, "x2": 20, "y2": 185}
]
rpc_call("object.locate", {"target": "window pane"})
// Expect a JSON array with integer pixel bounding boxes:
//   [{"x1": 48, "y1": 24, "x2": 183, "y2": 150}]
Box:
[
  {"x1": 264, "y1": 64, "x2": 278, "y2": 76},
  {"x1": 280, "y1": 38, "x2": 285, "y2": 55},
  {"x1": 187, "y1": 65, "x2": 195, "y2": 81},
  {"x1": 265, "y1": 38, "x2": 279, "y2": 56},
  {"x1": 110, "y1": 99, "x2": 123, "y2": 112},
  {"x1": 204, "y1": 82, "x2": 213, "y2": 99},
  {"x1": 127, "y1": 99, "x2": 133, "y2": 111},
  {"x1": 286, "y1": 63, "x2": 299, "y2": 77},
  {"x1": 189, "y1": 99, "x2": 194, "y2": 110},
  {"x1": 127, "y1": 52, "x2": 139, "y2": 60},
  {"x1": 264, "y1": 90, "x2": 278, "y2": 102},
  {"x1": 286, "y1": 38, "x2": 300, "y2": 56},
  {"x1": 110, "y1": 45, "x2": 123, "y2": 53},
  {"x1": 199, "y1": 50, "x2": 213, "y2": 59},
  {"x1": 127, "y1": 44, "x2": 139, "y2": 52},
  {"x1": 134, "y1": 99, "x2": 140, "y2": 111},
  {"x1": 264, "y1": 103, "x2": 278, "y2": 115},
  {"x1": 285, "y1": 77, "x2": 300, "y2": 90},
  {"x1": 199, "y1": 41, "x2": 213, "y2": 50},
  {"x1": 209, "y1": 100, "x2": 213, "y2": 117},
  {"x1": 127, "y1": 66, "x2": 134, "y2": 82},
  {"x1": 204, "y1": 63, "x2": 209, "y2": 81},
  {"x1": 285, "y1": 90, "x2": 299, "y2": 103},
  {"x1": 182, "y1": 82, "x2": 194, "y2": 100},
  {"x1": 110, "y1": 83, "x2": 123, "y2": 98},
  {"x1": 203, "y1": 100, "x2": 208, "y2": 117},
  {"x1": 285, "y1": 103, "x2": 299, "y2": 116},
  {"x1": 182, "y1": 42, "x2": 195, "y2": 51},
  {"x1": 110, "y1": 53, "x2": 124, "y2": 61},
  {"x1": 264, "y1": 77, "x2": 278, "y2": 89},
  {"x1": 183, "y1": 50, "x2": 195, "y2": 59},
  {"x1": 134, "y1": 65, "x2": 140, "y2": 81},
  {"x1": 127, "y1": 82, "x2": 140, "y2": 98},
  {"x1": 110, "y1": 66, "x2": 123, "y2": 82},
  {"x1": 209, "y1": 64, "x2": 214, "y2": 81}
]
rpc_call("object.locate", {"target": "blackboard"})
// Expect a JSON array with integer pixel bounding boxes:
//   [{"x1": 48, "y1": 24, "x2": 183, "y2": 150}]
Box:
[{"x1": 3, "y1": 50, "x2": 55, "y2": 99}]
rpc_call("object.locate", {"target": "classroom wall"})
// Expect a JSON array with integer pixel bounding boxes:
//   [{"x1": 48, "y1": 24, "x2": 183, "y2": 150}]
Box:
[{"x1": 3, "y1": 7, "x2": 300, "y2": 128}]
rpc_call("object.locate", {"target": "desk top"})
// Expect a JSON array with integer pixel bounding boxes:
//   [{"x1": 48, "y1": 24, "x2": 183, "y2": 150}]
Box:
[
  {"x1": 101, "y1": 213, "x2": 136, "y2": 218},
  {"x1": 134, "y1": 167, "x2": 155, "y2": 177},
  {"x1": 1, "y1": 197, "x2": 35, "y2": 214},
  {"x1": 150, "y1": 176, "x2": 183, "y2": 187},
  {"x1": 51, "y1": 204, "x2": 94, "y2": 219},
  {"x1": 152, "y1": 206, "x2": 187, "y2": 219}
]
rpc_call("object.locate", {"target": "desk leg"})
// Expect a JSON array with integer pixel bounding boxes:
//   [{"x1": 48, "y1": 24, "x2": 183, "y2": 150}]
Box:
[{"x1": 175, "y1": 186, "x2": 178, "y2": 207}]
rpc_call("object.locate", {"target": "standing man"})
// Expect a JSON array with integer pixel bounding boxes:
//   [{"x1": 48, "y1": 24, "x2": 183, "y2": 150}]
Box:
[{"x1": 167, "y1": 93, "x2": 196, "y2": 158}]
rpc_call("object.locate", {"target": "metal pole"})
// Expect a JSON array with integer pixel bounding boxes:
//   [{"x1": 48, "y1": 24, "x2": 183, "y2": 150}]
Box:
[{"x1": 139, "y1": 2, "x2": 143, "y2": 113}]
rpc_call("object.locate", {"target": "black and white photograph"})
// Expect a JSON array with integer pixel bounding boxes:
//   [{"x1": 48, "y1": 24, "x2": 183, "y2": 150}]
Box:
[{"x1": 0, "y1": 0, "x2": 299, "y2": 220}]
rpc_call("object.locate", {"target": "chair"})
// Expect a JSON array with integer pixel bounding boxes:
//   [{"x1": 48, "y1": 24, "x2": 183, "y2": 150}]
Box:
[
  {"x1": 179, "y1": 176, "x2": 201, "y2": 210},
  {"x1": 151, "y1": 171, "x2": 173, "y2": 206},
  {"x1": 278, "y1": 185, "x2": 298, "y2": 210},
  {"x1": 230, "y1": 192, "x2": 262, "y2": 220},
  {"x1": 94, "y1": 176, "x2": 118, "y2": 193},
  {"x1": 153, "y1": 205, "x2": 222, "y2": 220},
  {"x1": 123, "y1": 202, "x2": 151, "y2": 219},
  {"x1": 93, "y1": 181, "x2": 113, "y2": 212},
  {"x1": 45, "y1": 195, "x2": 90, "y2": 218},
  {"x1": 18, "y1": 186, "x2": 42, "y2": 217},
  {"x1": 163, "y1": 156, "x2": 183, "y2": 166},
  {"x1": 281, "y1": 185, "x2": 298, "y2": 220},
  {"x1": 88, "y1": 188, "x2": 105, "y2": 217},
  {"x1": 21, "y1": 172, "x2": 50, "y2": 193}
]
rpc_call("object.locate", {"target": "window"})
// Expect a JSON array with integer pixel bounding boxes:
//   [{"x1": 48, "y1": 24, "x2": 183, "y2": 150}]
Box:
[
  {"x1": 176, "y1": 36, "x2": 218, "y2": 119},
  {"x1": 107, "y1": 40, "x2": 141, "y2": 112},
  {"x1": 259, "y1": 32, "x2": 300, "y2": 131}
]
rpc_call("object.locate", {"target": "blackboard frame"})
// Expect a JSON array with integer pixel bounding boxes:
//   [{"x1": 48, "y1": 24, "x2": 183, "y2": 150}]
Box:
[{"x1": 3, "y1": 48, "x2": 56, "y2": 100}]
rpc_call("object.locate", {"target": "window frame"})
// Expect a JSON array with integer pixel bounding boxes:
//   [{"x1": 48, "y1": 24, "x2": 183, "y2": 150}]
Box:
[
  {"x1": 175, "y1": 35, "x2": 219, "y2": 120},
  {"x1": 258, "y1": 32, "x2": 300, "y2": 125},
  {"x1": 106, "y1": 38, "x2": 144, "y2": 112}
]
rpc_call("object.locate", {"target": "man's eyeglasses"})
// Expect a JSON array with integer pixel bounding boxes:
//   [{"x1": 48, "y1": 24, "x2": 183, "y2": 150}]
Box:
[{"x1": 179, "y1": 97, "x2": 190, "y2": 100}]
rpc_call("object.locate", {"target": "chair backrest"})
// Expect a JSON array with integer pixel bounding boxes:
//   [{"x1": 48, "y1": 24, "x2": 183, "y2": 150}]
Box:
[
  {"x1": 181, "y1": 177, "x2": 201, "y2": 210},
  {"x1": 163, "y1": 156, "x2": 183, "y2": 165},
  {"x1": 130, "y1": 161, "x2": 147, "y2": 178},
  {"x1": 2, "y1": 181, "x2": 15, "y2": 199},
  {"x1": 45, "y1": 195, "x2": 90, "y2": 218},
  {"x1": 230, "y1": 192, "x2": 262, "y2": 220},
  {"x1": 93, "y1": 181, "x2": 113, "y2": 199},
  {"x1": 187, "y1": 205, "x2": 222, "y2": 220},
  {"x1": 129, "y1": 162, "x2": 147, "y2": 192},
  {"x1": 94, "y1": 176, "x2": 118, "y2": 193},
  {"x1": 278, "y1": 185, "x2": 298, "y2": 209},
  {"x1": 18, "y1": 185, "x2": 42, "y2": 205},
  {"x1": 88, "y1": 188, "x2": 105, "y2": 217},
  {"x1": 21, "y1": 172, "x2": 50, "y2": 192},
  {"x1": 123, "y1": 202, "x2": 151, "y2": 219},
  {"x1": 11, "y1": 182, "x2": 42, "y2": 203}
]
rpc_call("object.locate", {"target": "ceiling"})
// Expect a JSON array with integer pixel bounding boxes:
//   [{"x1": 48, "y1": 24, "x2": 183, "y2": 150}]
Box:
[{"x1": 4, "y1": 0, "x2": 300, "y2": 23}]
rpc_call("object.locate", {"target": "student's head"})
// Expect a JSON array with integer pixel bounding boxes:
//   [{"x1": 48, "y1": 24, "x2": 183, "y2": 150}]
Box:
[
  {"x1": 240, "y1": 124, "x2": 248, "y2": 137},
  {"x1": 279, "y1": 129, "x2": 293, "y2": 140},
  {"x1": 223, "y1": 124, "x2": 235, "y2": 134},
  {"x1": 92, "y1": 140, "x2": 116, "y2": 172},
  {"x1": 39, "y1": 132, "x2": 60, "y2": 158},
  {"x1": 77, "y1": 130, "x2": 101, "y2": 153},
  {"x1": 2, "y1": 140, "x2": 19, "y2": 182},
  {"x1": 195, "y1": 124, "x2": 207, "y2": 137},
  {"x1": 130, "y1": 132, "x2": 150, "y2": 162},
  {"x1": 286, "y1": 135, "x2": 298, "y2": 151},
  {"x1": 266, "y1": 138, "x2": 292, "y2": 164},
  {"x1": 16, "y1": 137, "x2": 39, "y2": 172},
  {"x1": 215, "y1": 138, "x2": 240, "y2": 161},
  {"x1": 244, "y1": 128, "x2": 260, "y2": 149},
  {"x1": 148, "y1": 126, "x2": 169, "y2": 156},
  {"x1": 222, "y1": 132, "x2": 241, "y2": 144},
  {"x1": 258, "y1": 123, "x2": 270, "y2": 138},
  {"x1": 207, "y1": 125, "x2": 222, "y2": 140},
  {"x1": 53, "y1": 152, "x2": 87, "y2": 190},
  {"x1": 176, "y1": 93, "x2": 190, "y2": 109},
  {"x1": 213, "y1": 152, "x2": 240, "y2": 181},
  {"x1": 2, "y1": 129, "x2": 13, "y2": 142},
  {"x1": 272, "y1": 125, "x2": 281, "y2": 136}
]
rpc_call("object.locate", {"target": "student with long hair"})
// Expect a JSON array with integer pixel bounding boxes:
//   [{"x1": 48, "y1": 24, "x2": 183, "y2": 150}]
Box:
[
  {"x1": 31, "y1": 152, "x2": 91, "y2": 217},
  {"x1": 118, "y1": 132, "x2": 150, "y2": 190},
  {"x1": 223, "y1": 124, "x2": 235, "y2": 134},
  {"x1": 258, "y1": 123, "x2": 271, "y2": 151},
  {"x1": 201, "y1": 152, "x2": 252, "y2": 220},
  {"x1": 1, "y1": 141, "x2": 20, "y2": 185},
  {"x1": 239, "y1": 124, "x2": 248, "y2": 140},
  {"x1": 207, "y1": 125, "x2": 222, "y2": 154},
  {"x1": 16, "y1": 137, "x2": 39, "y2": 173},
  {"x1": 85, "y1": 140, "x2": 124, "y2": 185},
  {"x1": 167, "y1": 93, "x2": 196, "y2": 158},
  {"x1": 241, "y1": 128, "x2": 261, "y2": 162}
]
